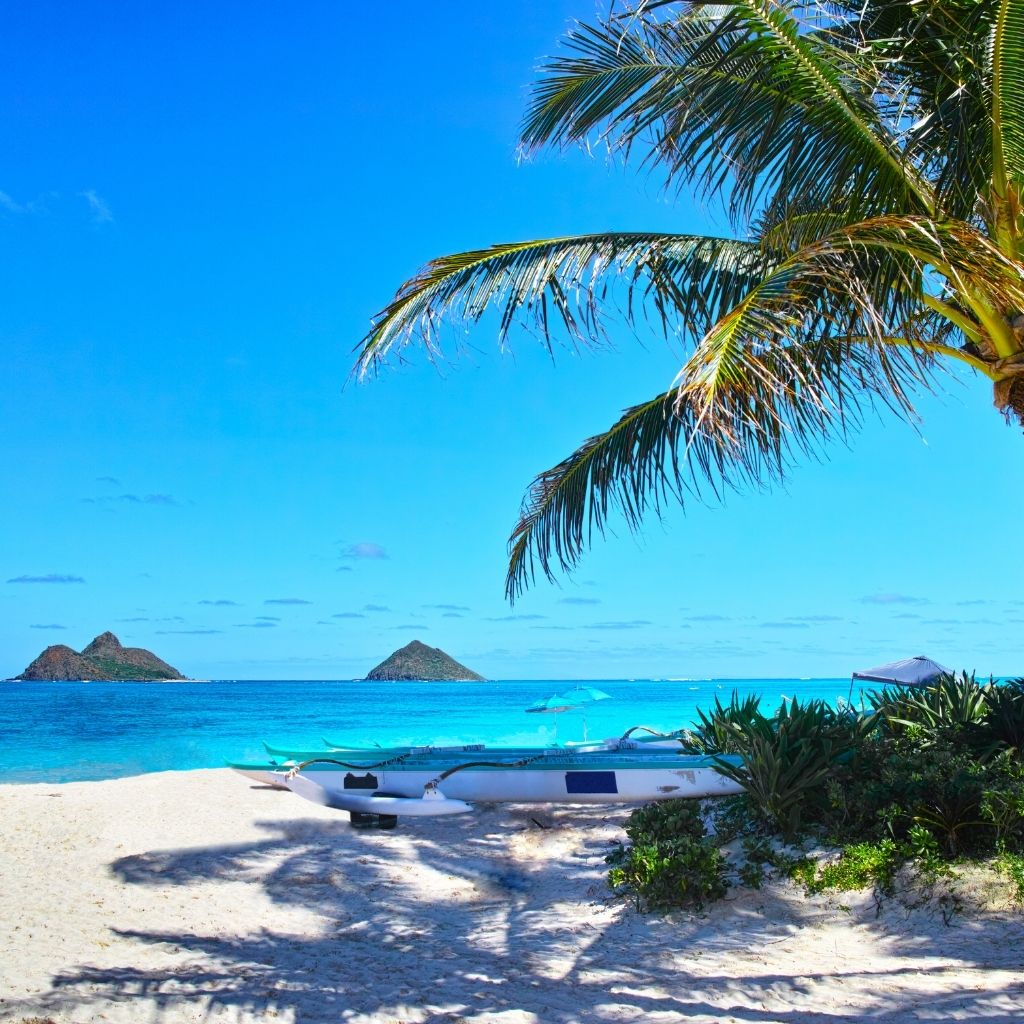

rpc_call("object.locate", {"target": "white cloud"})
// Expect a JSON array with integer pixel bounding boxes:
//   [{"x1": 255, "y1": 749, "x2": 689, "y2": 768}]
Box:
[
  {"x1": 0, "y1": 190, "x2": 23, "y2": 213},
  {"x1": 80, "y1": 189, "x2": 113, "y2": 224},
  {"x1": 342, "y1": 542, "x2": 389, "y2": 561}
]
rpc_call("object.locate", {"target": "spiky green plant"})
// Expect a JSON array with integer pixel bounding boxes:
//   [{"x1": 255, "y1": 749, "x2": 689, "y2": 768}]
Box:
[
  {"x1": 868, "y1": 671, "x2": 993, "y2": 743},
  {"x1": 985, "y1": 678, "x2": 1024, "y2": 752},
  {"x1": 679, "y1": 692, "x2": 765, "y2": 754},
  {"x1": 708, "y1": 697, "x2": 862, "y2": 837},
  {"x1": 355, "y1": 0, "x2": 1024, "y2": 597}
]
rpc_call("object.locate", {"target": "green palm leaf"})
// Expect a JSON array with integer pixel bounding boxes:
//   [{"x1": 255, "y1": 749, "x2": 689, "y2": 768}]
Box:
[
  {"x1": 357, "y1": 0, "x2": 1024, "y2": 596},
  {"x1": 506, "y1": 213, "x2": 1024, "y2": 597},
  {"x1": 521, "y1": 2, "x2": 932, "y2": 223},
  {"x1": 356, "y1": 231, "x2": 773, "y2": 374},
  {"x1": 991, "y1": 0, "x2": 1024, "y2": 254},
  {"x1": 507, "y1": 390, "x2": 682, "y2": 599}
]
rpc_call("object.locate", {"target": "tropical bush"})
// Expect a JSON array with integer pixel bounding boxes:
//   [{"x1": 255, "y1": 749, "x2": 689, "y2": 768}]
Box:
[
  {"x1": 867, "y1": 671, "x2": 992, "y2": 747},
  {"x1": 996, "y1": 849, "x2": 1024, "y2": 902},
  {"x1": 704, "y1": 697, "x2": 866, "y2": 838},
  {"x1": 791, "y1": 839, "x2": 903, "y2": 895},
  {"x1": 614, "y1": 676, "x2": 1024, "y2": 913},
  {"x1": 679, "y1": 693, "x2": 766, "y2": 755},
  {"x1": 984, "y1": 678, "x2": 1024, "y2": 753},
  {"x1": 606, "y1": 799, "x2": 729, "y2": 910}
]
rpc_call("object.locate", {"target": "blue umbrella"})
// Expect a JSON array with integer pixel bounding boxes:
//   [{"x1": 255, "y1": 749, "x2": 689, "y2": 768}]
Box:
[
  {"x1": 560, "y1": 685, "x2": 612, "y2": 704},
  {"x1": 524, "y1": 686, "x2": 613, "y2": 741},
  {"x1": 525, "y1": 694, "x2": 581, "y2": 714}
]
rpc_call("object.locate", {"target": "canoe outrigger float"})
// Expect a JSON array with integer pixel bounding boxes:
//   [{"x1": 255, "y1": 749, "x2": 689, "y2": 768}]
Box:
[
  {"x1": 229, "y1": 727, "x2": 699, "y2": 790},
  {"x1": 229, "y1": 727, "x2": 743, "y2": 826},
  {"x1": 260, "y1": 726, "x2": 691, "y2": 760}
]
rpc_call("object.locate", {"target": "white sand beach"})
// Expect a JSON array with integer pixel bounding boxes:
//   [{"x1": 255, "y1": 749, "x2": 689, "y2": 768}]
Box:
[{"x1": 1, "y1": 769, "x2": 1022, "y2": 1024}]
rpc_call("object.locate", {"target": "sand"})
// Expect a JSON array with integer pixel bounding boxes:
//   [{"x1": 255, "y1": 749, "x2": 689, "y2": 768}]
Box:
[{"x1": 0, "y1": 769, "x2": 1022, "y2": 1024}]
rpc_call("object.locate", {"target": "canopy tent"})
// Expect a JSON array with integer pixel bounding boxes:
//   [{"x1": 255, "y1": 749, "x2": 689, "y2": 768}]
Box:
[{"x1": 851, "y1": 655, "x2": 950, "y2": 689}]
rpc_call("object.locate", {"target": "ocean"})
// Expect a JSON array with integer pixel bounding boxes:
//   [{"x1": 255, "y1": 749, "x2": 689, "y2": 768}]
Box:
[{"x1": 0, "y1": 677, "x2": 851, "y2": 784}]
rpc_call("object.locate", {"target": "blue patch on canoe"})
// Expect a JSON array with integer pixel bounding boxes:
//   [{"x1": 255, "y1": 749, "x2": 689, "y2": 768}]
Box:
[{"x1": 565, "y1": 770, "x2": 618, "y2": 794}]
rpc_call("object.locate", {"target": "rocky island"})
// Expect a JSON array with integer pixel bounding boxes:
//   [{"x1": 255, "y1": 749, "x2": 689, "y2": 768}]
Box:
[
  {"x1": 365, "y1": 640, "x2": 485, "y2": 681},
  {"x1": 13, "y1": 631, "x2": 187, "y2": 681}
]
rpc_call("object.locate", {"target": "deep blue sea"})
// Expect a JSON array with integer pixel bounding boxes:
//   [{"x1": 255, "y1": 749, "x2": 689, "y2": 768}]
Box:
[{"x1": 0, "y1": 677, "x2": 851, "y2": 784}]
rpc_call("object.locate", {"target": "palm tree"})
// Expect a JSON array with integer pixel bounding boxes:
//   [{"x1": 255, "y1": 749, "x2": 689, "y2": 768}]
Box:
[{"x1": 355, "y1": 0, "x2": 1024, "y2": 599}]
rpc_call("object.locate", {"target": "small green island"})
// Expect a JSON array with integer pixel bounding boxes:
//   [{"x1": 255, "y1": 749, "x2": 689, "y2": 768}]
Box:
[
  {"x1": 365, "y1": 640, "x2": 485, "y2": 681},
  {"x1": 12, "y1": 631, "x2": 187, "y2": 682}
]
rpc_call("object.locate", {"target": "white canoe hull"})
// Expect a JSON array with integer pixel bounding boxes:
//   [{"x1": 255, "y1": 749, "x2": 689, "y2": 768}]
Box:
[
  {"x1": 286, "y1": 773, "x2": 474, "y2": 816},
  {"x1": 287, "y1": 758, "x2": 742, "y2": 812},
  {"x1": 231, "y1": 766, "x2": 291, "y2": 789}
]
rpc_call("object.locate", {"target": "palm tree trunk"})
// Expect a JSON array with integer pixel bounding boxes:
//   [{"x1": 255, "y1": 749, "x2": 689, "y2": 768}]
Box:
[{"x1": 995, "y1": 374, "x2": 1024, "y2": 428}]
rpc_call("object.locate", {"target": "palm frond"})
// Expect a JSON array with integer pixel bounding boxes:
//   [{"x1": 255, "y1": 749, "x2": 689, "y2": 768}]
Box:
[
  {"x1": 837, "y1": 0, "x2": 995, "y2": 223},
  {"x1": 679, "y1": 215, "x2": 1024, "y2": 435},
  {"x1": 506, "y1": 214, "x2": 1024, "y2": 596},
  {"x1": 355, "y1": 232, "x2": 773, "y2": 374},
  {"x1": 506, "y1": 389, "x2": 692, "y2": 599},
  {"x1": 521, "y1": 2, "x2": 932, "y2": 227},
  {"x1": 355, "y1": 1, "x2": 1024, "y2": 598},
  {"x1": 505, "y1": 340, "x2": 903, "y2": 599},
  {"x1": 991, "y1": 0, "x2": 1024, "y2": 251}
]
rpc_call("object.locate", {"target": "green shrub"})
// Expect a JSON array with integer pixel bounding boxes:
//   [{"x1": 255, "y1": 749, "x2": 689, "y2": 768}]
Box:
[
  {"x1": 606, "y1": 799, "x2": 729, "y2": 911},
  {"x1": 906, "y1": 824, "x2": 948, "y2": 878},
  {"x1": 621, "y1": 797, "x2": 705, "y2": 845},
  {"x1": 984, "y1": 679, "x2": 1024, "y2": 754},
  {"x1": 708, "y1": 794, "x2": 761, "y2": 842},
  {"x1": 737, "y1": 858, "x2": 767, "y2": 889},
  {"x1": 995, "y1": 848, "x2": 1024, "y2": 902},
  {"x1": 794, "y1": 840, "x2": 903, "y2": 894},
  {"x1": 678, "y1": 679, "x2": 1024, "y2": 905},
  {"x1": 818, "y1": 735, "x2": 1018, "y2": 855},
  {"x1": 980, "y1": 753, "x2": 1024, "y2": 846}
]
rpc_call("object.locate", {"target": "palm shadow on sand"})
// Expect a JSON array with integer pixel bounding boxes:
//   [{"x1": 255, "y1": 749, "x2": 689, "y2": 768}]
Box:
[{"x1": 16, "y1": 793, "x2": 1024, "y2": 1023}]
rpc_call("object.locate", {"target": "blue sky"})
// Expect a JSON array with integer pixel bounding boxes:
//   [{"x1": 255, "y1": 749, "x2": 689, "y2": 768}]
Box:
[{"x1": 2, "y1": 2, "x2": 1022, "y2": 680}]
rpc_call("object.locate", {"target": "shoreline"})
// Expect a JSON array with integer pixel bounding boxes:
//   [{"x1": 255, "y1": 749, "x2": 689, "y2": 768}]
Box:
[{"x1": 1, "y1": 769, "x2": 1022, "y2": 1023}]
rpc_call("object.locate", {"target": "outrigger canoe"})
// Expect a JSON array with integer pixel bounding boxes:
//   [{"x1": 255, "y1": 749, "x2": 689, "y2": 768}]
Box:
[
  {"x1": 280, "y1": 748, "x2": 743, "y2": 819},
  {"x1": 229, "y1": 728, "x2": 699, "y2": 790}
]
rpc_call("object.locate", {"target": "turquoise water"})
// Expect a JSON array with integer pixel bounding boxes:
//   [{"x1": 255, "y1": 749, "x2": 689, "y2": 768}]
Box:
[{"x1": 0, "y1": 677, "x2": 850, "y2": 784}]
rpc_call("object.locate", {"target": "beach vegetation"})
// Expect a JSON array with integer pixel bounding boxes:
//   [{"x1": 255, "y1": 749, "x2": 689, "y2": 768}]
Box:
[
  {"x1": 689, "y1": 697, "x2": 866, "y2": 838},
  {"x1": 995, "y1": 848, "x2": 1024, "y2": 901},
  {"x1": 679, "y1": 693, "x2": 765, "y2": 754},
  {"x1": 355, "y1": 0, "x2": 1024, "y2": 598},
  {"x1": 790, "y1": 839, "x2": 903, "y2": 894},
  {"x1": 606, "y1": 799, "x2": 729, "y2": 910},
  {"x1": 983, "y1": 678, "x2": 1024, "y2": 752},
  {"x1": 866, "y1": 671, "x2": 993, "y2": 748},
  {"x1": 617, "y1": 675, "x2": 1024, "y2": 912}
]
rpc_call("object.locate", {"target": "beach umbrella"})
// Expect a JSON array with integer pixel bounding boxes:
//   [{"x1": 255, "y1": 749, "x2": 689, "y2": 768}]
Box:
[
  {"x1": 525, "y1": 693, "x2": 581, "y2": 714},
  {"x1": 524, "y1": 686, "x2": 613, "y2": 741},
  {"x1": 560, "y1": 685, "x2": 612, "y2": 704},
  {"x1": 524, "y1": 686, "x2": 612, "y2": 714},
  {"x1": 852, "y1": 655, "x2": 950, "y2": 688}
]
